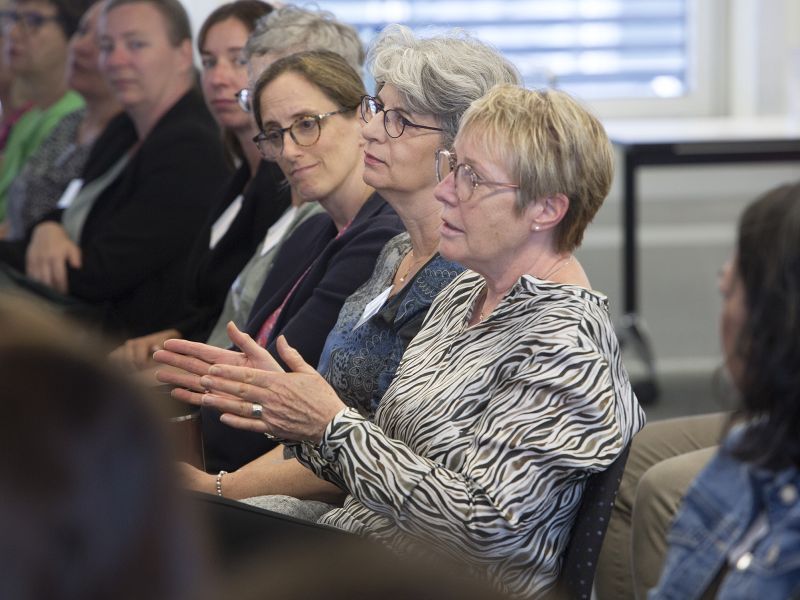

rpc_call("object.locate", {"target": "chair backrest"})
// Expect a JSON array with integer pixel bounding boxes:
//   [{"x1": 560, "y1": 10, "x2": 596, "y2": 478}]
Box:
[{"x1": 557, "y1": 444, "x2": 631, "y2": 599}]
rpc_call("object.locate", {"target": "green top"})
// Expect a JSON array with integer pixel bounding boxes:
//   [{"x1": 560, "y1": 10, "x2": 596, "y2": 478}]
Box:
[{"x1": 0, "y1": 90, "x2": 85, "y2": 220}]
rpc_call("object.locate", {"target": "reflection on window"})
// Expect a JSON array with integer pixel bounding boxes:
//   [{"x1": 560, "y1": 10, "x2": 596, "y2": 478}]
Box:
[{"x1": 316, "y1": 0, "x2": 688, "y2": 100}]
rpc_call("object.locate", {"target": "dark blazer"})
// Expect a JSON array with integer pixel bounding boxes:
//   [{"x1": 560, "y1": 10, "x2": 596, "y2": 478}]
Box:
[
  {"x1": 202, "y1": 193, "x2": 405, "y2": 472},
  {"x1": 64, "y1": 90, "x2": 230, "y2": 337},
  {"x1": 0, "y1": 111, "x2": 138, "y2": 271},
  {"x1": 174, "y1": 160, "x2": 291, "y2": 341}
]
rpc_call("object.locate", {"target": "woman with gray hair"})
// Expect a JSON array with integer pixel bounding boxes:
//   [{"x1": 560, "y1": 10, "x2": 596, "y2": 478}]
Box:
[
  {"x1": 156, "y1": 26, "x2": 519, "y2": 503},
  {"x1": 237, "y1": 4, "x2": 363, "y2": 111}
]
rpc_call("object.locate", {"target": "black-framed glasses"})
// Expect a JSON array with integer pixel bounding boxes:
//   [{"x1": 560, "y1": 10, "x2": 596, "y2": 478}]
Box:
[
  {"x1": 235, "y1": 88, "x2": 251, "y2": 113},
  {"x1": 0, "y1": 10, "x2": 61, "y2": 33},
  {"x1": 359, "y1": 95, "x2": 443, "y2": 138},
  {"x1": 435, "y1": 149, "x2": 520, "y2": 202},
  {"x1": 252, "y1": 108, "x2": 353, "y2": 160}
]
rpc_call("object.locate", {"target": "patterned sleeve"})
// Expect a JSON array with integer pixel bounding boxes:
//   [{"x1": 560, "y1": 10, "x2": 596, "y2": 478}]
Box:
[{"x1": 294, "y1": 335, "x2": 624, "y2": 562}]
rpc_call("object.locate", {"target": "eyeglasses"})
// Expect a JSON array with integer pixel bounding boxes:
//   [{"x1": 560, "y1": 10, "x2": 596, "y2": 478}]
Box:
[
  {"x1": 235, "y1": 88, "x2": 251, "y2": 113},
  {"x1": 435, "y1": 149, "x2": 520, "y2": 203},
  {"x1": 359, "y1": 95, "x2": 443, "y2": 139},
  {"x1": 253, "y1": 108, "x2": 353, "y2": 160},
  {"x1": 0, "y1": 10, "x2": 61, "y2": 33}
]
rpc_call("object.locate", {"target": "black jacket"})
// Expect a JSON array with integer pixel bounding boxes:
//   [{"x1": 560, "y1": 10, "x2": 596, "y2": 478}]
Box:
[
  {"x1": 174, "y1": 160, "x2": 291, "y2": 341},
  {"x1": 202, "y1": 193, "x2": 405, "y2": 472},
  {"x1": 64, "y1": 90, "x2": 229, "y2": 337}
]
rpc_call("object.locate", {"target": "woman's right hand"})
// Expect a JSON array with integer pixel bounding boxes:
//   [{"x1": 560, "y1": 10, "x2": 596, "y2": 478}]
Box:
[
  {"x1": 153, "y1": 321, "x2": 284, "y2": 405},
  {"x1": 110, "y1": 328, "x2": 182, "y2": 370},
  {"x1": 26, "y1": 222, "x2": 82, "y2": 294}
]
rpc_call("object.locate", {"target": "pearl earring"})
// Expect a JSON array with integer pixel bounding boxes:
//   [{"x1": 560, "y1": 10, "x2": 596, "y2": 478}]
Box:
[{"x1": 534, "y1": 225, "x2": 540, "y2": 231}]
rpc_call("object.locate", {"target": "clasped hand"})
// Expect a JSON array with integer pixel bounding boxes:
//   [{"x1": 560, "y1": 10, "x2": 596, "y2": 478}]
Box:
[{"x1": 153, "y1": 322, "x2": 346, "y2": 444}]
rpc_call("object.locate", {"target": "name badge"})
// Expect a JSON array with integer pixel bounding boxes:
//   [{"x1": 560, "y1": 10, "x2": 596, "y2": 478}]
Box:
[
  {"x1": 209, "y1": 194, "x2": 243, "y2": 249},
  {"x1": 56, "y1": 178, "x2": 84, "y2": 209},
  {"x1": 261, "y1": 206, "x2": 298, "y2": 256},
  {"x1": 354, "y1": 286, "x2": 392, "y2": 330}
]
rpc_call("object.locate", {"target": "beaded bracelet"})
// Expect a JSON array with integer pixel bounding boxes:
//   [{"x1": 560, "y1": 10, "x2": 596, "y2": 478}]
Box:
[{"x1": 215, "y1": 470, "x2": 229, "y2": 497}]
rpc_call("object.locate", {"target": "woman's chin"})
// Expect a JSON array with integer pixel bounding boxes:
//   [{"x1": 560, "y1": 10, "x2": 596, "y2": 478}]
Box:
[{"x1": 437, "y1": 239, "x2": 464, "y2": 266}]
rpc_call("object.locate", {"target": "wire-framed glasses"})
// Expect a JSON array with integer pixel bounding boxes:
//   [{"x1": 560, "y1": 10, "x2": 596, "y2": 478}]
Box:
[
  {"x1": 235, "y1": 88, "x2": 251, "y2": 113},
  {"x1": 435, "y1": 149, "x2": 520, "y2": 202},
  {"x1": 359, "y1": 95, "x2": 443, "y2": 138},
  {"x1": 252, "y1": 108, "x2": 352, "y2": 160}
]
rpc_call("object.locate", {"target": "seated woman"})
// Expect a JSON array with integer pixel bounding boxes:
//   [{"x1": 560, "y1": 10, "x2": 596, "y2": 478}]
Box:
[
  {"x1": 204, "y1": 4, "x2": 364, "y2": 349},
  {"x1": 0, "y1": 294, "x2": 206, "y2": 600},
  {"x1": 155, "y1": 25, "x2": 519, "y2": 503},
  {"x1": 3, "y1": 0, "x2": 121, "y2": 241},
  {"x1": 161, "y1": 84, "x2": 645, "y2": 597},
  {"x1": 649, "y1": 181, "x2": 800, "y2": 600},
  {"x1": 109, "y1": 0, "x2": 293, "y2": 366},
  {"x1": 0, "y1": 0, "x2": 90, "y2": 219},
  {"x1": 159, "y1": 49, "x2": 403, "y2": 473},
  {"x1": 0, "y1": 0, "x2": 229, "y2": 337},
  {"x1": 113, "y1": 3, "x2": 363, "y2": 366}
]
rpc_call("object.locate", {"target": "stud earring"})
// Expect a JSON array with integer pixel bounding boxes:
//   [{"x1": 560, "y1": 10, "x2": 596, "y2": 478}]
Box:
[{"x1": 534, "y1": 225, "x2": 540, "y2": 231}]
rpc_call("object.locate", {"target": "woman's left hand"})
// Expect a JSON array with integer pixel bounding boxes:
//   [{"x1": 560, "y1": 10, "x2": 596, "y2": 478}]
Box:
[{"x1": 199, "y1": 336, "x2": 346, "y2": 444}]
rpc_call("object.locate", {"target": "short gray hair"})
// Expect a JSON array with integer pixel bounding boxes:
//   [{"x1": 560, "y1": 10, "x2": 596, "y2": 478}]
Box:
[
  {"x1": 368, "y1": 25, "x2": 521, "y2": 147},
  {"x1": 243, "y1": 5, "x2": 364, "y2": 73}
]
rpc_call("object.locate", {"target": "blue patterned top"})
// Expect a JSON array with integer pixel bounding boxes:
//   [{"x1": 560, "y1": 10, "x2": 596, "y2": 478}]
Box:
[{"x1": 317, "y1": 233, "x2": 464, "y2": 418}]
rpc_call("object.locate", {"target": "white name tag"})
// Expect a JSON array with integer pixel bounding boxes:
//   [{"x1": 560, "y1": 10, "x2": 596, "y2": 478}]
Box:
[
  {"x1": 354, "y1": 286, "x2": 393, "y2": 330},
  {"x1": 56, "y1": 178, "x2": 84, "y2": 209},
  {"x1": 261, "y1": 206, "x2": 298, "y2": 256},
  {"x1": 209, "y1": 194, "x2": 243, "y2": 249}
]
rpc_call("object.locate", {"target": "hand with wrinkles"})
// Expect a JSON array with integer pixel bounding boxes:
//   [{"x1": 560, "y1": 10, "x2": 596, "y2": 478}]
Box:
[
  {"x1": 153, "y1": 321, "x2": 282, "y2": 405},
  {"x1": 195, "y1": 335, "x2": 346, "y2": 445}
]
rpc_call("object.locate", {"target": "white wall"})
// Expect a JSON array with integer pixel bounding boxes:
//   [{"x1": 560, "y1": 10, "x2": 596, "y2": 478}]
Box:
[{"x1": 728, "y1": 0, "x2": 800, "y2": 117}]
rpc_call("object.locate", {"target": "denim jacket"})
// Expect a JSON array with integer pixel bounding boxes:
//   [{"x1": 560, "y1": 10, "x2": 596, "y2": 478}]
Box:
[{"x1": 650, "y1": 431, "x2": 800, "y2": 600}]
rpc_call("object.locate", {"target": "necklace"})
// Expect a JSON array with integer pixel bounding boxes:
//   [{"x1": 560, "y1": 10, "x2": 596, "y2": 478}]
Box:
[{"x1": 397, "y1": 251, "x2": 430, "y2": 284}]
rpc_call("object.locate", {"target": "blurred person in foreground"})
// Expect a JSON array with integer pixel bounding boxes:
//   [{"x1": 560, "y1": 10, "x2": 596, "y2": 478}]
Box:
[
  {"x1": 650, "y1": 181, "x2": 800, "y2": 600},
  {"x1": 0, "y1": 293, "x2": 206, "y2": 600}
]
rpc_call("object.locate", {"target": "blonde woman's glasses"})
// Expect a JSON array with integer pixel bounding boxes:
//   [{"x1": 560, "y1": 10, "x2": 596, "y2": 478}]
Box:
[{"x1": 435, "y1": 149, "x2": 519, "y2": 202}]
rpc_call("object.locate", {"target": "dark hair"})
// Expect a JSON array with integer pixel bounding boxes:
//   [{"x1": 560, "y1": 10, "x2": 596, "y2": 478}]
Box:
[
  {"x1": 48, "y1": 0, "x2": 95, "y2": 38},
  {"x1": 0, "y1": 295, "x2": 208, "y2": 600},
  {"x1": 103, "y1": 0, "x2": 192, "y2": 46},
  {"x1": 252, "y1": 50, "x2": 365, "y2": 132},
  {"x1": 198, "y1": 0, "x2": 273, "y2": 167},
  {"x1": 197, "y1": 0, "x2": 272, "y2": 53},
  {"x1": 729, "y1": 180, "x2": 800, "y2": 469}
]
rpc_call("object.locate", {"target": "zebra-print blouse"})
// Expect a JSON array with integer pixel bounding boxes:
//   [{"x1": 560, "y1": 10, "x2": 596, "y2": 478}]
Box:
[{"x1": 293, "y1": 270, "x2": 645, "y2": 598}]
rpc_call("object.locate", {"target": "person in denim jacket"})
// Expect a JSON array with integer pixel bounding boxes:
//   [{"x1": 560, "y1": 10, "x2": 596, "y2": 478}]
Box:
[{"x1": 651, "y1": 181, "x2": 800, "y2": 600}]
